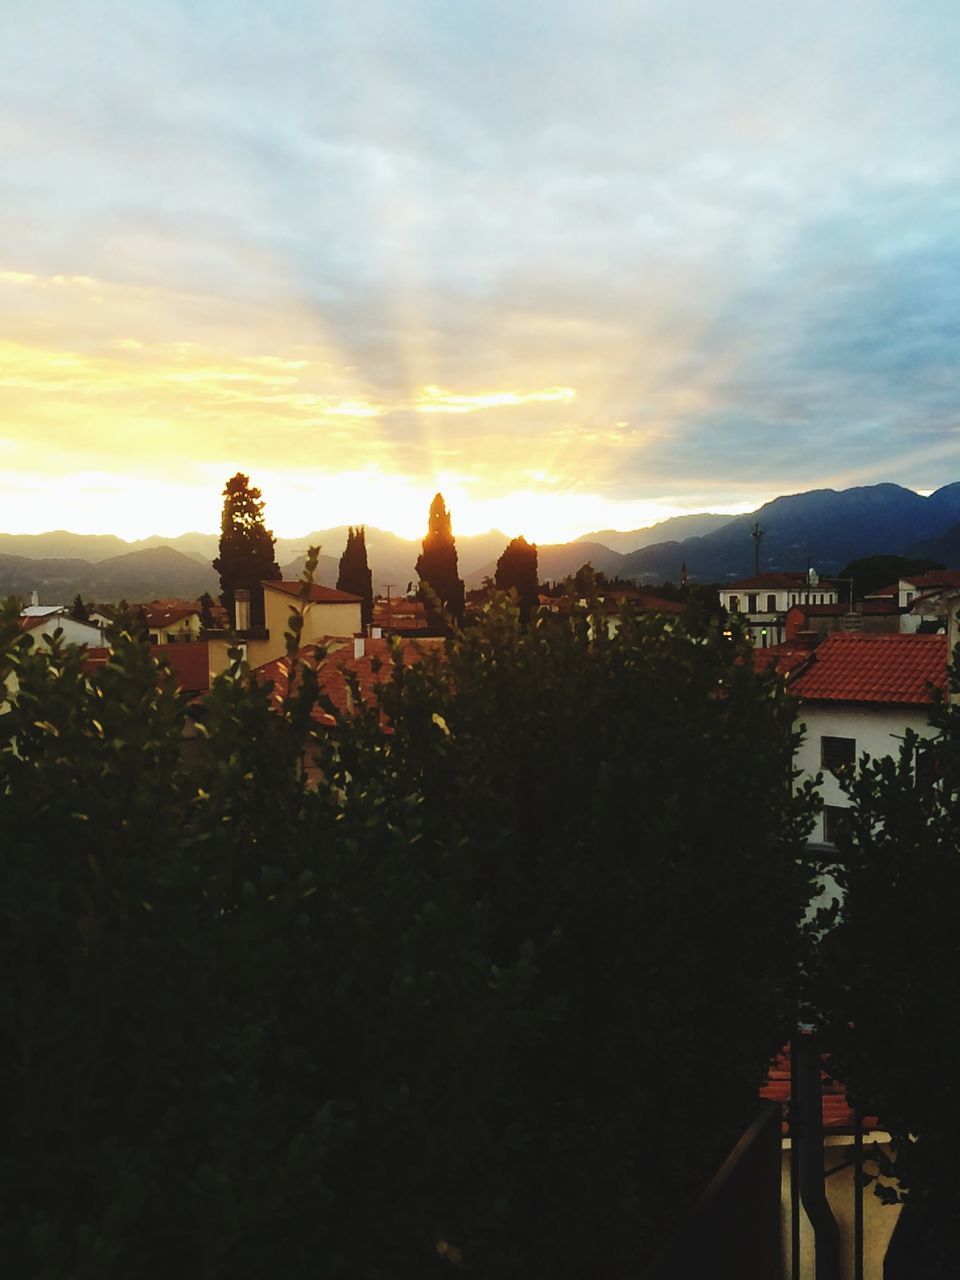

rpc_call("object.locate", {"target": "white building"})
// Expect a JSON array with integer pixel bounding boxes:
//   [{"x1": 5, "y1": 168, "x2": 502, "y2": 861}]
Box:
[
  {"x1": 788, "y1": 632, "x2": 947, "y2": 847},
  {"x1": 720, "y1": 569, "x2": 840, "y2": 648},
  {"x1": 18, "y1": 609, "x2": 104, "y2": 651}
]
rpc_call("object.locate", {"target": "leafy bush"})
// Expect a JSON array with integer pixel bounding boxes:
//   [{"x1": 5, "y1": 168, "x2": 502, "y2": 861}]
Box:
[
  {"x1": 0, "y1": 596, "x2": 817, "y2": 1278},
  {"x1": 813, "y1": 673, "x2": 960, "y2": 1265}
]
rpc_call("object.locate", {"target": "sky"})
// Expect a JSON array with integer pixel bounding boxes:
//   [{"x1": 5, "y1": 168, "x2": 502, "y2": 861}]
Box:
[{"x1": 1, "y1": 0, "x2": 959, "y2": 542}]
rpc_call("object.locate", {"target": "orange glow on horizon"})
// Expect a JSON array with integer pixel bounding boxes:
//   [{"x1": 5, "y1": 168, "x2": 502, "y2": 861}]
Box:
[{"x1": 0, "y1": 268, "x2": 763, "y2": 545}]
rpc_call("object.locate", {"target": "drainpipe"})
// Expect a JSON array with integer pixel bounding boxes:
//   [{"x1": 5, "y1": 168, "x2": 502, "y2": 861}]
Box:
[{"x1": 796, "y1": 1027, "x2": 840, "y2": 1280}]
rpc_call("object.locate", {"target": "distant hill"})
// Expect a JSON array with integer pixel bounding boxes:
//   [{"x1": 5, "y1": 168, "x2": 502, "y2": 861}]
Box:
[
  {"x1": 6, "y1": 484, "x2": 960, "y2": 597},
  {"x1": 621, "y1": 483, "x2": 960, "y2": 583},
  {"x1": 0, "y1": 546, "x2": 219, "y2": 605},
  {"x1": 575, "y1": 513, "x2": 732, "y2": 554},
  {"x1": 466, "y1": 541, "x2": 626, "y2": 589},
  {"x1": 0, "y1": 531, "x2": 132, "y2": 562},
  {"x1": 905, "y1": 522, "x2": 960, "y2": 568}
]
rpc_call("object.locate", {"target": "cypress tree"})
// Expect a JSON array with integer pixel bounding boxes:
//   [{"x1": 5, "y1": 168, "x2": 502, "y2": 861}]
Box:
[
  {"x1": 494, "y1": 536, "x2": 539, "y2": 624},
  {"x1": 212, "y1": 473, "x2": 281, "y2": 629},
  {"x1": 337, "y1": 527, "x2": 373, "y2": 630},
  {"x1": 415, "y1": 493, "x2": 465, "y2": 629}
]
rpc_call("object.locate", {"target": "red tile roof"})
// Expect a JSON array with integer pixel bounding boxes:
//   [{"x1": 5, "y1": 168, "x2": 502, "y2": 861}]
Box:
[
  {"x1": 752, "y1": 641, "x2": 817, "y2": 680},
  {"x1": 760, "y1": 1042, "x2": 878, "y2": 1133},
  {"x1": 264, "y1": 580, "x2": 363, "y2": 605},
  {"x1": 156, "y1": 642, "x2": 210, "y2": 693},
  {"x1": 254, "y1": 636, "x2": 445, "y2": 725},
  {"x1": 82, "y1": 643, "x2": 210, "y2": 694},
  {"x1": 140, "y1": 605, "x2": 200, "y2": 629},
  {"x1": 903, "y1": 569, "x2": 960, "y2": 591},
  {"x1": 789, "y1": 632, "x2": 947, "y2": 705}
]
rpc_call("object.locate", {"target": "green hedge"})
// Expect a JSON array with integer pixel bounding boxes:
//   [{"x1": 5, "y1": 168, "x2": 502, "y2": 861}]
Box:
[{"x1": 0, "y1": 597, "x2": 818, "y2": 1278}]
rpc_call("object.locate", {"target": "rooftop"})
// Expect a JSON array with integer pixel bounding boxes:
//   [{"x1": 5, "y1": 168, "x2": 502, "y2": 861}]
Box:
[
  {"x1": 254, "y1": 636, "x2": 445, "y2": 725},
  {"x1": 140, "y1": 604, "x2": 200, "y2": 628},
  {"x1": 263, "y1": 580, "x2": 363, "y2": 605},
  {"x1": 789, "y1": 632, "x2": 947, "y2": 706}
]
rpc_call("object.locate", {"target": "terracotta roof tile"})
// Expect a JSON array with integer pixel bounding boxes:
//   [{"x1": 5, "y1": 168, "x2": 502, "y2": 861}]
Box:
[
  {"x1": 760, "y1": 1043, "x2": 878, "y2": 1133},
  {"x1": 789, "y1": 632, "x2": 947, "y2": 705},
  {"x1": 82, "y1": 642, "x2": 210, "y2": 694},
  {"x1": 253, "y1": 636, "x2": 445, "y2": 726},
  {"x1": 140, "y1": 605, "x2": 200, "y2": 628},
  {"x1": 752, "y1": 641, "x2": 817, "y2": 680},
  {"x1": 264, "y1": 580, "x2": 363, "y2": 605}
]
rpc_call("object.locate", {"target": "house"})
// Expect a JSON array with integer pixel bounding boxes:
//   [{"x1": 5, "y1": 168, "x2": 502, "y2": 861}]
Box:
[
  {"x1": 719, "y1": 570, "x2": 843, "y2": 648},
  {"x1": 139, "y1": 603, "x2": 202, "y2": 645},
  {"x1": 865, "y1": 568, "x2": 960, "y2": 615},
  {"x1": 787, "y1": 632, "x2": 948, "y2": 847},
  {"x1": 205, "y1": 580, "x2": 364, "y2": 681},
  {"x1": 18, "y1": 609, "x2": 104, "y2": 650}
]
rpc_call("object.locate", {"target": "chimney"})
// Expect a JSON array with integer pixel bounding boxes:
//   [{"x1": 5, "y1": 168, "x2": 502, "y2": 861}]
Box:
[
  {"x1": 30, "y1": 590, "x2": 39, "y2": 608},
  {"x1": 354, "y1": 635, "x2": 365, "y2": 660},
  {"x1": 234, "y1": 588, "x2": 251, "y2": 632},
  {"x1": 793, "y1": 630, "x2": 820, "y2": 651}
]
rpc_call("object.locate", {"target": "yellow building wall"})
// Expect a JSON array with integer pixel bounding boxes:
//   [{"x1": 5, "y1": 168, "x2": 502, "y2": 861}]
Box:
[
  {"x1": 263, "y1": 591, "x2": 361, "y2": 648},
  {"x1": 206, "y1": 594, "x2": 361, "y2": 682}
]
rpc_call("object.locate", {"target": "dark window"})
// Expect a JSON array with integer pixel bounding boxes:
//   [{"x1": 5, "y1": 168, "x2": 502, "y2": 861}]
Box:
[
  {"x1": 821, "y1": 736, "x2": 856, "y2": 775},
  {"x1": 767, "y1": 594, "x2": 777, "y2": 611},
  {"x1": 823, "y1": 804, "x2": 847, "y2": 846},
  {"x1": 747, "y1": 593, "x2": 758, "y2": 612},
  {"x1": 729, "y1": 595, "x2": 740, "y2": 613}
]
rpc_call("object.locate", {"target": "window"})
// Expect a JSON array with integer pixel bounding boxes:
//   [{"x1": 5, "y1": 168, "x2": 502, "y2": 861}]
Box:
[
  {"x1": 729, "y1": 595, "x2": 740, "y2": 613},
  {"x1": 821, "y1": 736, "x2": 856, "y2": 775},
  {"x1": 823, "y1": 805, "x2": 847, "y2": 846},
  {"x1": 748, "y1": 593, "x2": 758, "y2": 612},
  {"x1": 766, "y1": 594, "x2": 776, "y2": 611}
]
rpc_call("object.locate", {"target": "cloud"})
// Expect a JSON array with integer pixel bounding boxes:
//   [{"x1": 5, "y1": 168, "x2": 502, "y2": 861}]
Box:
[{"x1": 2, "y1": 0, "x2": 960, "y2": 534}]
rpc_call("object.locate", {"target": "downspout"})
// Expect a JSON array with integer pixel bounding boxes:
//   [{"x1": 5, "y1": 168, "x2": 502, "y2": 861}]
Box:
[{"x1": 796, "y1": 1027, "x2": 841, "y2": 1280}]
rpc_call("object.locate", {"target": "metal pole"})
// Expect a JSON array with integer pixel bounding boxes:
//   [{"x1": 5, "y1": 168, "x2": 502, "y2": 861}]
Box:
[
  {"x1": 790, "y1": 1031, "x2": 801, "y2": 1280},
  {"x1": 854, "y1": 1113, "x2": 864, "y2": 1280}
]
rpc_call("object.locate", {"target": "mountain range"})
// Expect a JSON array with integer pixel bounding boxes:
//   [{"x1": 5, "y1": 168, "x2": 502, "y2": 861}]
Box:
[{"x1": 4, "y1": 483, "x2": 960, "y2": 604}]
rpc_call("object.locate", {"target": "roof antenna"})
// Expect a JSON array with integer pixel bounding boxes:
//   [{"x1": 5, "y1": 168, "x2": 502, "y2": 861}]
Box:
[{"x1": 751, "y1": 522, "x2": 763, "y2": 576}]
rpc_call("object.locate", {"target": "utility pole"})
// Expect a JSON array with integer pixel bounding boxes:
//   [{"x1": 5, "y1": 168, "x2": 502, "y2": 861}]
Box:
[{"x1": 752, "y1": 522, "x2": 763, "y2": 576}]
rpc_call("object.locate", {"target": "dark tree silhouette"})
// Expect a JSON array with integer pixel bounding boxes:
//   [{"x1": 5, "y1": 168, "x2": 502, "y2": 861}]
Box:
[
  {"x1": 415, "y1": 493, "x2": 464, "y2": 629},
  {"x1": 198, "y1": 592, "x2": 217, "y2": 631},
  {"x1": 69, "y1": 594, "x2": 90, "y2": 623},
  {"x1": 212, "y1": 473, "x2": 281, "y2": 629},
  {"x1": 337, "y1": 527, "x2": 373, "y2": 629},
  {"x1": 494, "y1": 536, "x2": 539, "y2": 623}
]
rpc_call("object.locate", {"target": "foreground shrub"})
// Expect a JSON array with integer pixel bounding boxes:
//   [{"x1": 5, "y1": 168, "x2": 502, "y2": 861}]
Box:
[
  {"x1": 813, "y1": 668, "x2": 960, "y2": 1270},
  {"x1": 0, "y1": 597, "x2": 817, "y2": 1278}
]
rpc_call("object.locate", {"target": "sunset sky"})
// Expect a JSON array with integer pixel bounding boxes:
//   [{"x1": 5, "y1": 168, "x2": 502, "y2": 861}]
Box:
[{"x1": 2, "y1": 1, "x2": 958, "y2": 542}]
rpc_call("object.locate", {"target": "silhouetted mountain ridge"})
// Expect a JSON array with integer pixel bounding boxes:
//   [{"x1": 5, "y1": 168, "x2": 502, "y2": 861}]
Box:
[{"x1": 621, "y1": 484, "x2": 960, "y2": 582}]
